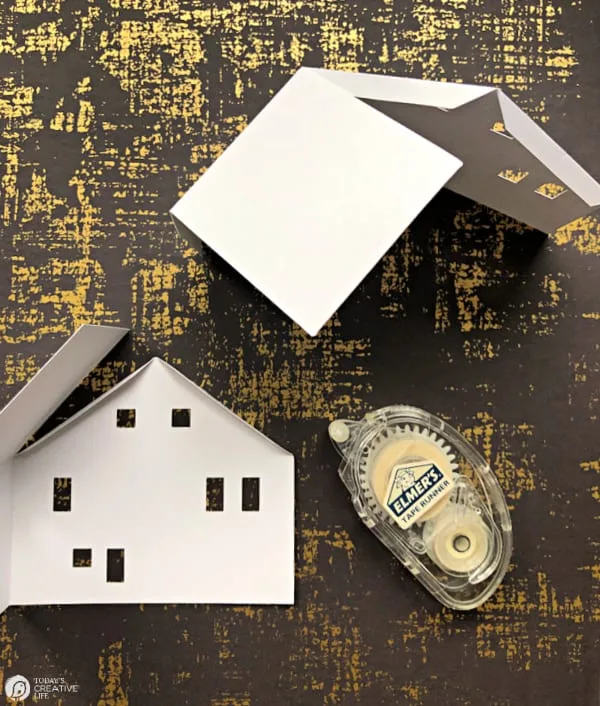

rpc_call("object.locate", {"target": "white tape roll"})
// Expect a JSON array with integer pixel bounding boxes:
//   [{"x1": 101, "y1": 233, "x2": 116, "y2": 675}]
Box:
[{"x1": 423, "y1": 506, "x2": 490, "y2": 574}]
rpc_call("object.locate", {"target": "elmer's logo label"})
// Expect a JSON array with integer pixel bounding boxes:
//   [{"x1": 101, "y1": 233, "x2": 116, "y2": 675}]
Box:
[{"x1": 385, "y1": 462, "x2": 452, "y2": 529}]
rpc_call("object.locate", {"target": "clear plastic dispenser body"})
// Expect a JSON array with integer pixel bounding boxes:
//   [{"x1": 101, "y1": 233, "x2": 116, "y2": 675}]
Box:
[{"x1": 328, "y1": 406, "x2": 512, "y2": 610}]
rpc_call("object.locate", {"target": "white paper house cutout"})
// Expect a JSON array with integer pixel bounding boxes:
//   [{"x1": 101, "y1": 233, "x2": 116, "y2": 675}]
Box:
[
  {"x1": 171, "y1": 67, "x2": 600, "y2": 336},
  {"x1": 0, "y1": 325, "x2": 295, "y2": 613}
]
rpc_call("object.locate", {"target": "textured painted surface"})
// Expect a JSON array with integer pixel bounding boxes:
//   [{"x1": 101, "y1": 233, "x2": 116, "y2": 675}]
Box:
[{"x1": 1, "y1": 0, "x2": 600, "y2": 704}]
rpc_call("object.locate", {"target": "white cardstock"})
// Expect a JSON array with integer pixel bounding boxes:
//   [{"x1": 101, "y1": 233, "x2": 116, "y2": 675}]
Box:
[
  {"x1": 172, "y1": 67, "x2": 600, "y2": 336},
  {"x1": 0, "y1": 325, "x2": 295, "y2": 612}
]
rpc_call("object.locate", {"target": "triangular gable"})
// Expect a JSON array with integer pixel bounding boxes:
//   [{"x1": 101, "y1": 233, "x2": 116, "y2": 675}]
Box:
[
  {"x1": 0, "y1": 325, "x2": 128, "y2": 463},
  {"x1": 20, "y1": 358, "x2": 292, "y2": 458}
]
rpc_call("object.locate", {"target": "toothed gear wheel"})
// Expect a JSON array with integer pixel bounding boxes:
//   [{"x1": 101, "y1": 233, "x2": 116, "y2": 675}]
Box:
[{"x1": 358, "y1": 423, "x2": 459, "y2": 520}]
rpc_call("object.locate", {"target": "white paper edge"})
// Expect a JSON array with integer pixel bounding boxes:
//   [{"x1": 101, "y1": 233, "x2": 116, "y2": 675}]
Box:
[
  {"x1": 0, "y1": 325, "x2": 129, "y2": 463},
  {"x1": 309, "y1": 67, "x2": 496, "y2": 108},
  {"x1": 497, "y1": 91, "x2": 600, "y2": 206}
]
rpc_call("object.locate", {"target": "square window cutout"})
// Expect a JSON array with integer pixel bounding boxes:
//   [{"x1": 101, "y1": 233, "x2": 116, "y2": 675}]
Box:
[
  {"x1": 172, "y1": 408, "x2": 191, "y2": 427},
  {"x1": 535, "y1": 182, "x2": 568, "y2": 200},
  {"x1": 73, "y1": 548, "x2": 92, "y2": 567},
  {"x1": 498, "y1": 169, "x2": 529, "y2": 184},
  {"x1": 117, "y1": 409, "x2": 136, "y2": 428},
  {"x1": 491, "y1": 121, "x2": 514, "y2": 139}
]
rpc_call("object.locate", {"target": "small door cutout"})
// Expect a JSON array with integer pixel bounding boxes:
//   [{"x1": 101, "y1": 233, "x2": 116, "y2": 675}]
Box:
[
  {"x1": 242, "y1": 477, "x2": 260, "y2": 512},
  {"x1": 116, "y1": 409, "x2": 136, "y2": 428},
  {"x1": 53, "y1": 477, "x2": 72, "y2": 512},
  {"x1": 171, "y1": 408, "x2": 191, "y2": 427},
  {"x1": 206, "y1": 477, "x2": 224, "y2": 512},
  {"x1": 73, "y1": 548, "x2": 92, "y2": 567},
  {"x1": 107, "y1": 548, "x2": 125, "y2": 582}
]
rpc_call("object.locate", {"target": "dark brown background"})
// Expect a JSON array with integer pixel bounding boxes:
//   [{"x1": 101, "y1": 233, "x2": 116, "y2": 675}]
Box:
[{"x1": 1, "y1": 0, "x2": 600, "y2": 704}]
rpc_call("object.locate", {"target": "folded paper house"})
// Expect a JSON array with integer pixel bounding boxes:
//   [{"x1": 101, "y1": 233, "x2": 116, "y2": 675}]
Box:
[
  {"x1": 171, "y1": 67, "x2": 600, "y2": 336},
  {"x1": 0, "y1": 325, "x2": 294, "y2": 613}
]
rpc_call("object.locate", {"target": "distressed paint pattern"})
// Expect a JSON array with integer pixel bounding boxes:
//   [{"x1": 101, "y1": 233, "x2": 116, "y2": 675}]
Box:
[{"x1": 0, "y1": 0, "x2": 600, "y2": 704}]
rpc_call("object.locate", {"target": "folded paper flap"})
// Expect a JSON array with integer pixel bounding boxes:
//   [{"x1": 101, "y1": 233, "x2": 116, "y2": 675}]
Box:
[
  {"x1": 17, "y1": 355, "x2": 153, "y2": 457},
  {"x1": 317, "y1": 68, "x2": 600, "y2": 226},
  {"x1": 171, "y1": 67, "x2": 461, "y2": 336},
  {"x1": 498, "y1": 92, "x2": 600, "y2": 207},
  {"x1": 0, "y1": 325, "x2": 128, "y2": 463},
  {"x1": 310, "y1": 67, "x2": 496, "y2": 109},
  {"x1": 170, "y1": 66, "x2": 600, "y2": 334},
  {"x1": 318, "y1": 66, "x2": 600, "y2": 206},
  {"x1": 366, "y1": 88, "x2": 599, "y2": 232}
]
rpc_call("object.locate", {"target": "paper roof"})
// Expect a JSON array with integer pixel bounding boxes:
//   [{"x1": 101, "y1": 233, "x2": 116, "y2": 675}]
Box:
[
  {"x1": 171, "y1": 67, "x2": 600, "y2": 336},
  {"x1": 0, "y1": 325, "x2": 128, "y2": 464}
]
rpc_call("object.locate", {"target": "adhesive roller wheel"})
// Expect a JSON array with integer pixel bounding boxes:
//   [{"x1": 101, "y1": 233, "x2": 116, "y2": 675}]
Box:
[{"x1": 423, "y1": 506, "x2": 491, "y2": 575}]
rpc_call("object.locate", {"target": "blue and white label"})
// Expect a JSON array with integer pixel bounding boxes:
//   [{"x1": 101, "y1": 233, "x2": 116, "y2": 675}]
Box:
[{"x1": 384, "y1": 462, "x2": 453, "y2": 529}]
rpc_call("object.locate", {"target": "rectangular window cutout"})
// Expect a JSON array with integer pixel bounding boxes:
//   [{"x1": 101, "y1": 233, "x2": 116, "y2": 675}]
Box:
[
  {"x1": 73, "y1": 548, "x2": 92, "y2": 567},
  {"x1": 206, "y1": 477, "x2": 224, "y2": 512},
  {"x1": 498, "y1": 168, "x2": 529, "y2": 184},
  {"x1": 53, "y1": 477, "x2": 71, "y2": 512},
  {"x1": 242, "y1": 477, "x2": 260, "y2": 512},
  {"x1": 171, "y1": 408, "x2": 191, "y2": 427},
  {"x1": 107, "y1": 548, "x2": 125, "y2": 582},
  {"x1": 116, "y1": 408, "x2": 136, "y2": 428},
  {"x1": 535, "y1": 182, "x2": 568, "y2": 200}
]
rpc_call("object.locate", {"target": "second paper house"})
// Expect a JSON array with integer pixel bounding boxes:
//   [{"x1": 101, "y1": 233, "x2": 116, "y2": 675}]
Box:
[{"x1": 172, "y1": 67, "x2": 600, "y2": 336}]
